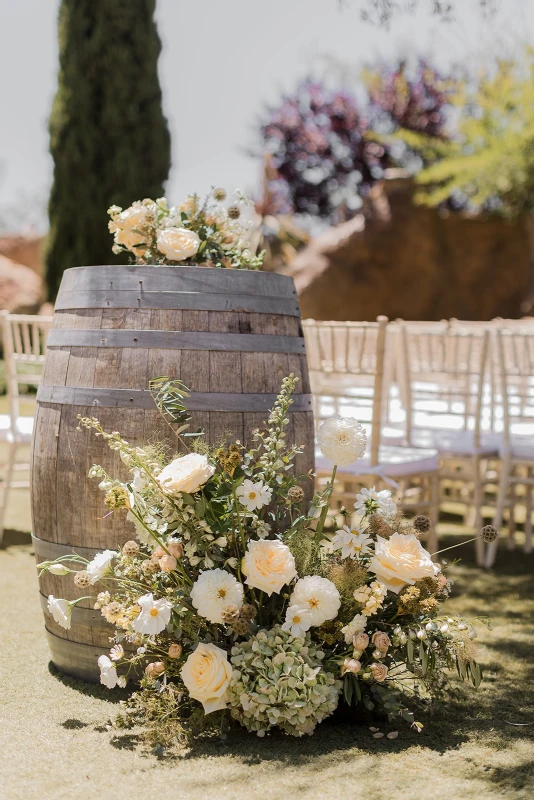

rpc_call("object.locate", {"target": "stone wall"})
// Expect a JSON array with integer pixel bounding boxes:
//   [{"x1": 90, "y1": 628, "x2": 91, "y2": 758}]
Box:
[{"x1": 284, "y1": 178, "x2": 533, "y2": 321}]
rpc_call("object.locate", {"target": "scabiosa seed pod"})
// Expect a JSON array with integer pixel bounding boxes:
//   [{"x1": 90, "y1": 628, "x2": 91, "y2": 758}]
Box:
[
  {"x1": 227, "y1": 205, "x2": 241, "y2": 219},
  {"x1": 141, "y1": 558, "x2": 159, "y2": 574},
  {"x1": 240, "y1": 603, "x2": 257, "y2": 621},
  {"x1": 213, "y1": 188, "x2": 226, "y2": 201},
  {"x1": 232, "y1": 617, "x2": 250, "y2": 636},
  {"x1": 221, "y1": 604, "x2": 241, "y2": 624},
  {"x1": 73, "y1": 570, "x2": 92, "y2": 588},
  {"x1": 481, "y1": 524, "x2": 498, "y2": 543},
  {"x1": 413, "y1": 515, "x2": 431, "y2": 533},
  {"x1": 287, "y1": 485, "x2": 305, "y2": 504},
  {"x1": 367, "y1": 513, "x2": 394, "y2": 538},
  {"x1": 122, "y1": 540, "x2": 139, "y2": 557}
]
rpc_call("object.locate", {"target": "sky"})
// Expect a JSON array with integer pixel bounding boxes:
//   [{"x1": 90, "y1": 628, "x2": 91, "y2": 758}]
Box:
[{"x1": 2, "y1": 0, "x2": 534, "y2": 232}]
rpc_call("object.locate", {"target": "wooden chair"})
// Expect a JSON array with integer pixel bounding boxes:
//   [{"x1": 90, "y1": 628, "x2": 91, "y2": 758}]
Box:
[
  {"x1": 393, "y1": 321, "x2": 496, "y2": 565},
  {"x1": 303, "y1": 317, "x2": 440, "y2": 553},
  {"x1": 485, "y1": 325, "x2": 534, "y2": 567},
  {"x1": 0, "y1": 312, "x2": 53, "y2": 542}
]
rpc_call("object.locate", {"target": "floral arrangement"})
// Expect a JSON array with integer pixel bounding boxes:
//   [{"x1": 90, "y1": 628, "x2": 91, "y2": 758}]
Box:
[
  {"x1": 39, "y1": 376, "x2": 494, "y2": 747},
  {"x1": 108, "y1": 187, "x2": 265, "y2": 269}
]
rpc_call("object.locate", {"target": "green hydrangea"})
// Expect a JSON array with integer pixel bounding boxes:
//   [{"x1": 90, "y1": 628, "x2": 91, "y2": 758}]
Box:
[{"x1": 228, "y1": 626, "x2": 342, "y2": 737}]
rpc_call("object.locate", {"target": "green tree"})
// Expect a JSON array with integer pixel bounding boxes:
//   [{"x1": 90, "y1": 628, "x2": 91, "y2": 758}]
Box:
[
  {"x1": 394, "y1": 54, "x2": 534, "y2": 216},
  {"x1": 46, "y1": 0, "x2": 171, "y2": 299}
]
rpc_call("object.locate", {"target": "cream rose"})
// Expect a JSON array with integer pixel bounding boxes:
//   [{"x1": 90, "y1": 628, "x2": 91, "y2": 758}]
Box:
[
  {"x1": 156, "y1": 227, "x2": 200, "y2": 261},
  {"x1": 370, "y1": 662, "x2": 388, "y2": 682},
  {"x1": 115, "y1": 227, "x2": 147, "y2": 252},
  {"x1": 369, "y1": 533, "x2": 439, "y2": 594},
  {"x1": 181, "y1": 642, "x2": 232, "y2": 714},
  {"x1": 157, "y1": 453, "x2": 215, "y2": 495},
  {"x1": 242, "y1": 539, "x2": 297, "y2": 596}
]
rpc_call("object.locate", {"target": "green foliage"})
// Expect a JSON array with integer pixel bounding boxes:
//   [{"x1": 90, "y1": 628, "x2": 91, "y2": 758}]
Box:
[
  {"x1": 149, "y1": 377, "x2": 204, "y2": 438},
  {"x1": 46, "y1": 0, "x2": 171, "y2": 299},
  {"x1": 396, "y1": 54, "x2": 534, "y2": 216}
]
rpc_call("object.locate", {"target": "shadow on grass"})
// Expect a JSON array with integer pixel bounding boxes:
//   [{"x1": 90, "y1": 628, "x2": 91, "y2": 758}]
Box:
[
  {"x1": 47, "y1": 660, "x2": 128, "y2": 704},
  {"x1": 0, "y1": 529, "x2": 32, "y2": 549}
]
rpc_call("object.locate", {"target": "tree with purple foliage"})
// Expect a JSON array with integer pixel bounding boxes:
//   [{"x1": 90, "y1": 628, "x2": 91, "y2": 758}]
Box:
[
  {"x1": 365, "y1": 59, "x2": 453, "y2": 138},
  {"x1": 260, "y1": 80, "x2": 390, "y2": 223},
  {"x1": 258, "y1": 65, "x2": 454, "y2": 223}
]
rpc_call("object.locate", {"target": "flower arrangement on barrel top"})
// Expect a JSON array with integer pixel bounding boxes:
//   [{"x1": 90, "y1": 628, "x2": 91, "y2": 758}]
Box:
[
  {"x1": 39, "y1": 375, "x2": 496, "y2": 747},
  {"x1": 107, "y1": 187, "x2": 265, "y2": 270}
]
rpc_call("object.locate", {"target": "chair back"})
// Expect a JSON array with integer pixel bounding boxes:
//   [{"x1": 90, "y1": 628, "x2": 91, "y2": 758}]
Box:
[
  {"x1": 302, "y1": 316, "x2": 388, "y2": 465},
  {"x1": 495, "y1": 325, "x2": 534, "y2": 448},
  {"x1": 397, "y1": 321, "x2": 490, "y2": 446},
  {"x1": 1, "y1": 312, "x2": 54, "y2": 423}
]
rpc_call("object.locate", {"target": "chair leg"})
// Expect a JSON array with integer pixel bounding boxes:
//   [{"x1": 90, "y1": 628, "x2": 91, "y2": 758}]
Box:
[
  {"x1": 473, "y1": 455, "x2": 485, "y2": 567},
  {"x1": 427, "y1": 473, "x2": 440, "y2": 558},
  {"x1": 485, "y1": 453, "x2": 511, "y2": 568},
  {"x1": 507, "y1": 481, "x2": 517, "y2": 550},
  {"x1": 0, "y1": 441, "x2": 17, "y2": 545},
  {"x1": 525, "y1": 474, "x2": 533, "y2": 555}
]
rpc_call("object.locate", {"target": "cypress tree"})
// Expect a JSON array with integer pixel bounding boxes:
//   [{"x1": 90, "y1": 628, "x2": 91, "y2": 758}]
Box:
[{"x1": 46, "y1": 0, "x2": 171, "y2": 299}]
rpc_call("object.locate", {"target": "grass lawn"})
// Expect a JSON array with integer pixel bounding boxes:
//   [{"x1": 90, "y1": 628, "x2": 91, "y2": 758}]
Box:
[{"x1": 1, "y1": 506, "x2": 533, "y2": 800}]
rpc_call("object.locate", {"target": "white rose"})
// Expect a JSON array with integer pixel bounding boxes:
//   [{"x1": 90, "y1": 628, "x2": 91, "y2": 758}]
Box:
[
  {"x1": 157, "y1": 453, "x2": 215, "y2": 495},
  {"x1": 317, "y1": 416, "x2": 367, "y2": 466},
  {"x1": 156, "y1": 227, "x2": 201, "y2": 261},
  {"x1": 242, "y1": 539, "x2": 297, "y2": 596},
  {"x1": 117, "y1": 204, "x2": 148, "y2": 230},
  {"x1": 181, "y1": 643, "x2": 232, "y2": 714},
  {"x1": 369, "y1": 533, "x2": 439, "y2": 594},
  {"x1": 86, "y1": 550, "x2": 117, "y2": 584}
]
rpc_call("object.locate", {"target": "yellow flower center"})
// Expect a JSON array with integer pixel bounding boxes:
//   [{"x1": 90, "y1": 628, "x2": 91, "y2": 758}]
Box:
[
  {"x1": 149, "y1": 608, "x2": 159, "y2": 617},
  {"x1": 248, "y1": 492, "x2": 257, "y2": 500},
  {"x1": 353, "y1": 544, "x2": 362, "y2": 552},
  {"x1": 308, "y1": 598, "x2": 319, "y2": 609},
  {"x1": 335, "y1": 432, "x2": 351, "y2": 444},
  {"x1": 292, "y1": 614, "x2": 301, "y2": 624},
  {"x1": 217, "y1": 588, "x2": 227, "y2": 599}
]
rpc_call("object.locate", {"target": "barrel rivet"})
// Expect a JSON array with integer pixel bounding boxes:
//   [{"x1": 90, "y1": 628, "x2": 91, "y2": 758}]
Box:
[{"x1": 133, "y1": 337, "x2": 138, "y2": 342}]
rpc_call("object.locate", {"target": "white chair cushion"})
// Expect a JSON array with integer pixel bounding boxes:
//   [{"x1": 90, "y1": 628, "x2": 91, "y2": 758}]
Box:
[
  {"x1": 315, "y1": 444, "x2": 439, "y2": 480},
  {"x1": 0, "y1": 414, "x2": 34, "y2": 443},
  {"x1": 382, "y1": 426, "x2": 500, "y2": 457}
]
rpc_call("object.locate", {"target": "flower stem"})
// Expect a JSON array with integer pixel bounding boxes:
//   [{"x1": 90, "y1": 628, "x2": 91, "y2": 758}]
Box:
[{"x1": 314, "y1": 464, "x2": 337, "y2": 542}]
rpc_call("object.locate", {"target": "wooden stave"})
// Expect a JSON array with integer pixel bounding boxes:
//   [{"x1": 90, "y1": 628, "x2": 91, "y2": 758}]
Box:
[{"x1": 32, "y1": 267, "x2": 315, "y2": 681}]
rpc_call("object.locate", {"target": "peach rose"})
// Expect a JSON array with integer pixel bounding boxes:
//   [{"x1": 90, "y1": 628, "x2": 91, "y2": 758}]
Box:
[
  {"x1": 341, "y1": 658, "x2": 362, "y2": 675},
  {"x1": 159, "y1": 555, "x2": 177, "y2": 573},
  {"x1": 242, "y1": 539, "x2": 297, "y2": 596},
  {"x1": 353, "y1": 632, "x2": 370, "y2": 651},
  {"x1": 371, "y1": 631, "x2": 391, "y2": 654},
  {"x1": 369, "y1": 533, "x2": 438, "y2": 594},
  {"x1": 370, "y1": 662, "x2": 388, "y2": 682},
  {"x1": 168, "y1": 643, "x2": 183, "y2": 659},
  {"x1": 181, "y1": 643, "x2": 232, "y2": 714}
]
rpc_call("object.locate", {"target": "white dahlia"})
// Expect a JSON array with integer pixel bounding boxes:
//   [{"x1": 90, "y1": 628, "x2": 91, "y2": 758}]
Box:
[
  {"x1": 317, "y1": 416, "x2": 366, "y2": 466},
  {"x1": 190, "y1": 568, "x2": 244, "y2": 624},
  {"x1": 289, "y1": 576, "x2": 341, "y2": 627}
]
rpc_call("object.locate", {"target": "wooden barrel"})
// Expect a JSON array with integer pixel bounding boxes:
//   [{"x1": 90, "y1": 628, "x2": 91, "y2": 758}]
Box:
[{"x1": 31, "y1": 265, "x2": 314, "y2": 682}]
